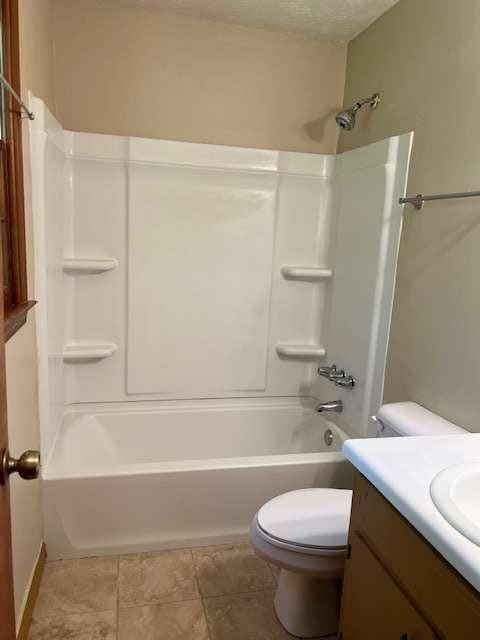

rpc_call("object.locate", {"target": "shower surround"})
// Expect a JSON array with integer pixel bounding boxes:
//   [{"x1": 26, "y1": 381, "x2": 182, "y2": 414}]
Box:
[{"x1": 30, "y1": 96, "x2": 412, "y2": 559}]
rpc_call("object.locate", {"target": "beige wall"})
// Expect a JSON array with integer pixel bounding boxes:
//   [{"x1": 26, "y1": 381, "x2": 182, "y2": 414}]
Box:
[
  {"x1": 8, "y1": 0, "x2": 55, "y2": 627},
  {"x1": 339, "y1": 0, "x2": 480, "y2": 431},
  {"x1": 50, "y1": 0, "x2": 346, "y2": 153}
]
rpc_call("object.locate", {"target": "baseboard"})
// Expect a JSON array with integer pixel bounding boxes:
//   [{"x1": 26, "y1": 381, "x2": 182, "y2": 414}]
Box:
[{"x1": 17, "y1": 543, "x2": 46, "y2": 640}]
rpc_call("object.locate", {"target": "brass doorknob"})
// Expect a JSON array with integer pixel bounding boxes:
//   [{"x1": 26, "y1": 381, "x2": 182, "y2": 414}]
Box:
[{"x1": 1, "y1": 449, "x2": 40, "y2": 483}]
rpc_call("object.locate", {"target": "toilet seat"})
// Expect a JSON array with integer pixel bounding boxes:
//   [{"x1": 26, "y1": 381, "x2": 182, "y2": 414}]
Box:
[
  {"x1": 251, "y1": 517, "x2": 347, "y2": 578},
  {"x1": 256, "y1": 488, "x2": 352, "y2": 556}
]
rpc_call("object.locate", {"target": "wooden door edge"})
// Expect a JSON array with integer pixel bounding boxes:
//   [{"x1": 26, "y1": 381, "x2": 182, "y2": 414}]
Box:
[{"x1": 16, "y1": 542, "x2": 46, "y2": 640}]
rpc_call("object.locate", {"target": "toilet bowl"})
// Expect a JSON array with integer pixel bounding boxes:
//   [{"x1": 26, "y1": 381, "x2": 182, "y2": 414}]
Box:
[{"x1": 250, "y1": 488, "x2": 352, "y2": 638}]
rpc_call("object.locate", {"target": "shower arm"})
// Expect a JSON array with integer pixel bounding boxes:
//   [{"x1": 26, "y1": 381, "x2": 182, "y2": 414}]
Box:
[{"x1": 353, "y1": 94, "x2": 380, "y2": 112}]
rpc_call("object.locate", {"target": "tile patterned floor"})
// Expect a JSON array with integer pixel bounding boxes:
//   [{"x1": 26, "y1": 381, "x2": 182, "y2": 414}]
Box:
[{"x1": 29, "y1": 543, "x2": 336, "y2": 640}]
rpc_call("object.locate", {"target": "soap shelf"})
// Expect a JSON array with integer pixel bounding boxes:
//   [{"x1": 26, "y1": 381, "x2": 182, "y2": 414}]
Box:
[
  {"x1": 63, "y1": 343, "x2": 117, "y2": 363},
  {"x1": 276, "y1": 344, "x2": 326, "y2": 359},
  {"x1": 63, "y1": 258, "x2": 118, "y2": 274},
  {"x1": 281, "y1": 266, "x2": 333, "y2": 281}
]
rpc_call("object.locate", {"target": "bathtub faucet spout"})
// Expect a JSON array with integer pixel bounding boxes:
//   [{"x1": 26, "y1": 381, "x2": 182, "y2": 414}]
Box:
[{"x1": 316, "y1": 400, "x2": 343, "y2": 413}]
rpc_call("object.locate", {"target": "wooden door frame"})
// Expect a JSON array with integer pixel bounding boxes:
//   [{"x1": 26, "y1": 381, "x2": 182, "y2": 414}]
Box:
[{"x1": 2, "y1": 0, "x2": 35, "y2": 342}]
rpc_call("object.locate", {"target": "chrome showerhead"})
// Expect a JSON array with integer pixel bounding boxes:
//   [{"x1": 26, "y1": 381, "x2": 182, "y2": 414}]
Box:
[
  {"x1": 335, "y1": 93, "x2": 380, "y2": 131},
  {"x1": 335, "y1": 108, "x2": 357, "y2": 131}
]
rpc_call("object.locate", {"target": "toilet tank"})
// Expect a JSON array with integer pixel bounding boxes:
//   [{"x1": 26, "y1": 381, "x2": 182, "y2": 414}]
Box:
[{"x1": 375, "y1": 402, "x2": 466, "y2": 437}]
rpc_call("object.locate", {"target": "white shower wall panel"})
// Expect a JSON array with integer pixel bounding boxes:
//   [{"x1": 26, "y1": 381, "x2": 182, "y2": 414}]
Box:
[
  {"x1": 65, "y1": 156, "x2": 126, "y2": 403},
  {"x1": 311, "y1": 133, "x2": 413, "y2": 438},
  {"x1": 266, "y1": 172, "x2": 334, "y2": 392},
  {"x1": 127, "y1": 164, "x2": 277, "y2": 394},
  {"x1": 63, "y1": 130, "x2": 334, "y2": 403},
  {"x1": 30, "y1": 96, "x2": 70, "y2": 462}
]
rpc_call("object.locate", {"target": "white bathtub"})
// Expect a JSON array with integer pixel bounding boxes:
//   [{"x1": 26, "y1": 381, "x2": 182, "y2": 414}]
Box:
[{"x1": 43, "y1": 398, "x2": 352, "y2": 559}]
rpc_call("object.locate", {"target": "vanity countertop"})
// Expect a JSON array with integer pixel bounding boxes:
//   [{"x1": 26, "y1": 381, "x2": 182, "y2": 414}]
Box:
[{"x1": 343, "y1": 434, "x2": 480, "y2": 592}]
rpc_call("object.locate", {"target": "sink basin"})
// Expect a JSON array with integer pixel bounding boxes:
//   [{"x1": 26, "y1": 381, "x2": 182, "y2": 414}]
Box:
[{"x1": 430, "y1": 463, "x2": 480, "y2": 546}]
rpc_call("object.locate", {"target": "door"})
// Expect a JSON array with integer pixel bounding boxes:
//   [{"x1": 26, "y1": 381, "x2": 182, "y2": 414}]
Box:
[
  {"x1": 339, "y1": 532, "x2": 438, "y2": 639},
  {"x1": 0, "y1": 223, "x2": 15, "y2": 639},
  {"x1": 0, "y1": 176, "x2": 39, "y2": 639},
  {"x1": 0, "y1": 0, "x2": 40, "y2": 633},
  {"x1": 0, "y1": 124, "x2": 39, "y2": 640}
]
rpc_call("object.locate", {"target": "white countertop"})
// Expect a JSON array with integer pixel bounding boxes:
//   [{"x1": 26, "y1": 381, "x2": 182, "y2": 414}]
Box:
[{"x1": 342, "y1": 434, "x2": 480, "y2": 592}]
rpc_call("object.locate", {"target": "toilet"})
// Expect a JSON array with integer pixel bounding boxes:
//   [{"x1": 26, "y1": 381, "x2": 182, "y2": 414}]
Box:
[{"x1": 250, "y1": 402, "x2": 465, "y2": 638}]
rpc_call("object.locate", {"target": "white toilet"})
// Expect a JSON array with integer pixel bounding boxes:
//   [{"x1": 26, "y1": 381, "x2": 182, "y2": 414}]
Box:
[{"x1": 250, "y1": 402, "x2": 465, "y2": 638}]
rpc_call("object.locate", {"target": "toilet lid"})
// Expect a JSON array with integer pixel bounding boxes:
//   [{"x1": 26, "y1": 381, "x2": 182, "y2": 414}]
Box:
[{"x1": 257, "y1": 488, "x2": 352, "y2": 550}]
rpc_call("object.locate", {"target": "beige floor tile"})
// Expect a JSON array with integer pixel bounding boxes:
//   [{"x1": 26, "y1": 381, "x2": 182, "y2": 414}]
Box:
[
  {"x1": 192, "y1": 544, "x2": 275, "y2": 596},
  {"x1": 118, "y1": 599, "x2": 209, "y2": 640},
  {"x1": 119, "y1": 549, "x2": 199, "y2": 608},
  {"x1": 33, "y1": 557, "x2": 118, "y2": 619},
  {"x1": 28, "y1": 610, "x2": 116, "y2": 640},
  {"x1": 203, "y1": 590, "x2": 291, "y2": 640}
]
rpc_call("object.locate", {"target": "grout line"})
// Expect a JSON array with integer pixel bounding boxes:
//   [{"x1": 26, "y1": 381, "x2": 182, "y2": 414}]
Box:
[
  {"x1": 190, "y1": 547, "x2": 205, "y2": 599},
  {"x1": 119, "y1": 597, "x2": 205, "y2": 609},
  {"x1": 199, "y1": 596, "x2": 213, "y2": 640},
  {"x1": 30, "y1": 608, "x2": 118, "y2": 622},
  {"x1": 115, "y1": 588, "x2": 276, "y2": 611},
  {"x1": 118, "y1": 597, "x2": 205, "y2": 610},
  {"x1": 201, "y1": 586, "x2": 276, "y2": 600},
  {"x1": 267, "y1": 562, "x2": 279, "y2": 585}
]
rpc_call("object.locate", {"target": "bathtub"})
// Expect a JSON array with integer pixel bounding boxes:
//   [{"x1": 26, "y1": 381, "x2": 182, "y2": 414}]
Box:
[{"x1": 43, "y1": 398, "x2": 352, "y2": 560}]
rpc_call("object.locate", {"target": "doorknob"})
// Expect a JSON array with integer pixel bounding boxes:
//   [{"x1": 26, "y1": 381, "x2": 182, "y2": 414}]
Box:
[{"x1": 1, "y1": 448, "x2": 40, "y2": 483}]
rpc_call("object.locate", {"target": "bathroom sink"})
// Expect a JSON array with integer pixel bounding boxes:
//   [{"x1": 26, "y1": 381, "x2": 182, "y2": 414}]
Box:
[{"x1": 430, "y1": 463, "x2": 480, "y2": 546}]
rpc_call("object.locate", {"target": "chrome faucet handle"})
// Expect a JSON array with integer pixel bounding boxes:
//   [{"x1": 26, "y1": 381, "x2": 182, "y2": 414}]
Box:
[
  {"x1": 329, "y1": 369, "x2": 345, "y2": 381},
  {"x1": 318, "y1": 364, "x2": 337, "y2": 378},
  {"x1": 335, "y1": 375, "x2": 356, "y2": 389}
]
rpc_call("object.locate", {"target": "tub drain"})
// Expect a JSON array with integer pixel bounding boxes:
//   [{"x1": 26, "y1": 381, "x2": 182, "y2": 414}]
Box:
[{"x1": 324, "y1": 428, "x2": 334, "y2": 447}]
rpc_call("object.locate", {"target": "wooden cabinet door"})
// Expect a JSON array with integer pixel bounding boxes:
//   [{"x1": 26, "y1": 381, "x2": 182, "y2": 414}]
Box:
[{"x1": 339, "y1": 532, "x2": 438, "y2": 640}]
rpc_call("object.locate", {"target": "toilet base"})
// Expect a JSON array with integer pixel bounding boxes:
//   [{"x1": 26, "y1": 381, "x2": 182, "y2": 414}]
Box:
[{"x1": 274, "y1": 569, "x2": 341, "y2": 638}]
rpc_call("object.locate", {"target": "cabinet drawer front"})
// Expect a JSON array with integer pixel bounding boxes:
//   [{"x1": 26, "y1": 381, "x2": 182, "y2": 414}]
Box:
[
  {"x1": 349, "y1": 473, "x2": 480, "y2": 639},
  {"x1": 340, "y1": 531, "x2": 437, "y2": 639}
]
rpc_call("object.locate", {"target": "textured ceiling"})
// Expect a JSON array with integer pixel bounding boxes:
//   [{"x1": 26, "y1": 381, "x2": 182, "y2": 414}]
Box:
[{"x1": 108, "y1": 0, "x2": 400, "y2": 41}]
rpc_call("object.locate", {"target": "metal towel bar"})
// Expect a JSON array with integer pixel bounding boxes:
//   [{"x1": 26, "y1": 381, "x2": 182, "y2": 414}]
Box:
[{"x1": 399, "y1": 190, "x2": 480, "y2": 210}]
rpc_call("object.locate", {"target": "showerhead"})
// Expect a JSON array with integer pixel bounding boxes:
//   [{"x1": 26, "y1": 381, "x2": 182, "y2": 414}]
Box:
[
  {"x1": 335, "y1": 93, "x2": 380, "y2": 131},
  {"x1": 335, "y1": 108, "x2": 357, "y2": 131}
]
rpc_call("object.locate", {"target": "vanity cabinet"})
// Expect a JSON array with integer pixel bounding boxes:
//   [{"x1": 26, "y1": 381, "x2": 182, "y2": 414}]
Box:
[{"x1": 338, "y1": 472, "x2": 480, "y2": 640}]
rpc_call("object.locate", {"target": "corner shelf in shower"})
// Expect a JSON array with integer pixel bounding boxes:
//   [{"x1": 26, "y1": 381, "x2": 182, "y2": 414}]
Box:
[
  {"x1": 63, "y1": 258, "x2": 118, "y2": 274},
  {"x1": 275, "y1": 343, "x2": 326, "y2": 359},
  {"x1": 281, "y1": 266, "x2": 333, "y2": 281},
  {"x1": 63, "y1": 342, "x2": 118, "y2": 363}
]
